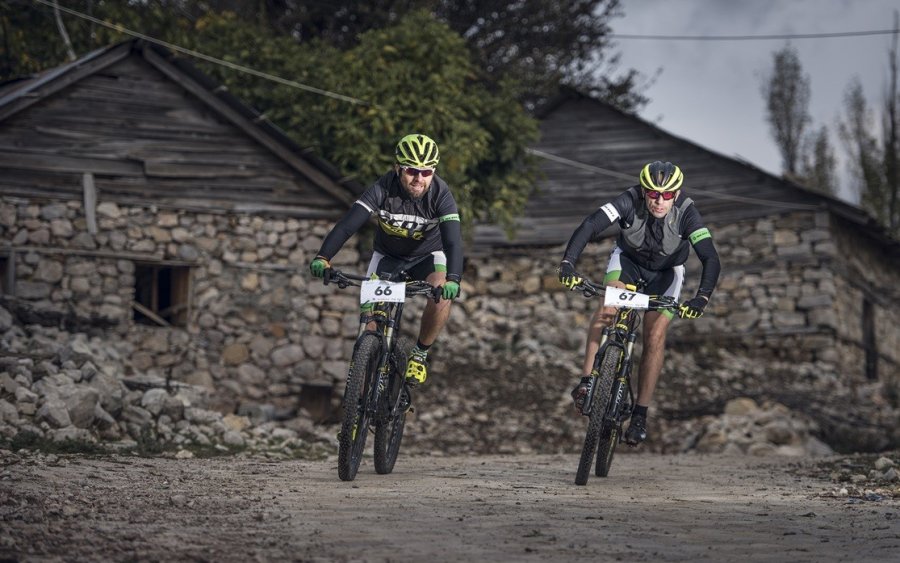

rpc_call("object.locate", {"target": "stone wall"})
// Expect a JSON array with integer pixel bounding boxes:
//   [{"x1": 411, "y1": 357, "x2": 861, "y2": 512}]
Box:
[
  {"x1": 3, "y1": 196, "x2": 899, "y2": 453},
  {"x1": 0, "y1": 196, "x2": 370, "y2": 420}
]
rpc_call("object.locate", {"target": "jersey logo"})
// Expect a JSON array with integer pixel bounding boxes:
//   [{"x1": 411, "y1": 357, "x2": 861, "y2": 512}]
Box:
[{"x1": 379, "y1": 219, "x2": 425, "y2": 240}]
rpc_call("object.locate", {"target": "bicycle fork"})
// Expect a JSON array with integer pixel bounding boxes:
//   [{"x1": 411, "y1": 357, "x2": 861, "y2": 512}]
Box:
[{"x1": 582, "y1": 329, "x2": 637, "y2": 423}]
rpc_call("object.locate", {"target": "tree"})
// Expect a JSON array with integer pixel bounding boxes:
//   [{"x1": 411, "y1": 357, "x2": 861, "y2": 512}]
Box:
[
  {"x1": 799, "y1": 126, "x2": 837, "y2": 195},
  {"x1": 5, "y1": 1, "x2": 645, "y2": 112},
  {"x1": 761, "y1": 44, "x2": 811, "y2": 178},
  {"x1": 177, "y1": 10, "x2": 542, "y2": 234},
  {"x1": 837, "y1": 14, "x2": 900, "y2": 235}
]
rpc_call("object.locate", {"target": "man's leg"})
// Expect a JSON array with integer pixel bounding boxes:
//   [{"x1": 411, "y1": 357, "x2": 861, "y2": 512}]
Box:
[
  {"x1": 625, "y1": 310, "x2": 671, "y2": 444},
  {"x1": 635, "y1": 311, "x2": 671, "y2": 406},
  {"x1": 405, "y1": 271, "x2": 450, "y2": 385}
]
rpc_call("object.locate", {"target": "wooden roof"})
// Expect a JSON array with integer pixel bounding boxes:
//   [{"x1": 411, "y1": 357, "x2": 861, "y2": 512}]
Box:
[
  {"x1": 472, "y1": 88, "x2": 898, "y2": 256},
  {"x1": 0, "y1": 40, "x2": 361, "y2": 217}
]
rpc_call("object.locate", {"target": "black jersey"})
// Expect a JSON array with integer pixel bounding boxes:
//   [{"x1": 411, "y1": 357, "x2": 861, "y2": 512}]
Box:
[
  {"x1": 317, "y1": 170, "x2": 464, "y2": 279},
  {"x1": 356, "y1": 171, "x2": 460, "y2": 258}
]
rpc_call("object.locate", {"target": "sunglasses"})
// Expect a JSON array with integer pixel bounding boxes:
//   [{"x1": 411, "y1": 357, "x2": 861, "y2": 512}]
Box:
[
  {"x1": 644, "y1": 189, "x2": 677, "y2": 201},
  {"x1": 401, "y1": 166, "x2": 434, "y2": 178}
]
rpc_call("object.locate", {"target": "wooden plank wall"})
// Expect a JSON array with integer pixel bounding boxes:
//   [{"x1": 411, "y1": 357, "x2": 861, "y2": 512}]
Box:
[{"x1": 0, "y1": 57, "x2": 340, "y2": 214}]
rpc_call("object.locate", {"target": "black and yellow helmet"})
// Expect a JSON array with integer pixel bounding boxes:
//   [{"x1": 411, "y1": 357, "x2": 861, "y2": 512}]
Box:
[
  {"x1": 639, "y1": 161, "x2": 683, "y2": 192},
  {"x1": 395, "y1": 134, "x2": 440, "y2": 168}
]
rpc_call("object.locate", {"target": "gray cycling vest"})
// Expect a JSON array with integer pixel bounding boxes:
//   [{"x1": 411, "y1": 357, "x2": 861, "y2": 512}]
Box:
[{"x1": 617, "y1": 187, "x2": 694, "y2": 257}]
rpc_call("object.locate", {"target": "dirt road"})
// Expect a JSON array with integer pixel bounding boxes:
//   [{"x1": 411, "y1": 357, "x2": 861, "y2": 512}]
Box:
[{"x1": 1, "y1": 450, "x2": 898, "y2": 562}]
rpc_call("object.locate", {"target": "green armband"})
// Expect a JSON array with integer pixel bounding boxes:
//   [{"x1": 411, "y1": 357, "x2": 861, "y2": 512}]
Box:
[{"x1": 689, "y1": 228, "x2": 711, "y2": 245}]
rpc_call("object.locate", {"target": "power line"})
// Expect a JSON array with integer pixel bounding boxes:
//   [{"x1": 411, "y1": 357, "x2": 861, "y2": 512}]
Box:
[
  {"x1": 610, "y1": 29, "x2": 897, "y2": 41},
  {"x1": 29, "y1": 0, "x2": 369, "y2": 106}
]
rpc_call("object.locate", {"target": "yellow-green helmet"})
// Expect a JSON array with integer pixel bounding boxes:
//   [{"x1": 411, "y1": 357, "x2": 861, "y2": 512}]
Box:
[
  {"x1": 640, "y1": 161, "x2": 683, "y2": 192},
  {"x1": 395, "y1": 134, "x2": 440, "y2": 168}
]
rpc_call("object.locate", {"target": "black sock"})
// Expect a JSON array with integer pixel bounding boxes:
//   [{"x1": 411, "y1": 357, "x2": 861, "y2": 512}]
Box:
[
  {"x1": 415, "y1": 340, "x2": 432, "y2": 351},
  {"x1": 633, "y1": 405, "x2": 648, "y2": 418}
]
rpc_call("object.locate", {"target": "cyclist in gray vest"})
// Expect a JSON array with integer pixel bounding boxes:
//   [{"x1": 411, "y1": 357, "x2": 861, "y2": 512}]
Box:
[{"x1": 557, "y1": 161, "x2": 721, "y2": 446}]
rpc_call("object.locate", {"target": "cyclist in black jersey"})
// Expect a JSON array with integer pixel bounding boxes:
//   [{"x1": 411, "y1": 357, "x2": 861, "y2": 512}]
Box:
[
  {"x1": 557, "y1": 161, "x2": 721, "y2": 445},
  {"x1": 310, "y1": 134, "x2": 463, "y2": 386}
]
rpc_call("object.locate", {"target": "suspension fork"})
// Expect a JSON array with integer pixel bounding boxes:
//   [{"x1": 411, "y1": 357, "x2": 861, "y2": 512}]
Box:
[{"x1": 604, "y1": 330, "x2": 637, "y2": 423}]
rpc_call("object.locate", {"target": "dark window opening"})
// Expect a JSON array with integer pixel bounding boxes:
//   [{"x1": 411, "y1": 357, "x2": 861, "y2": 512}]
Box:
[
  {"x1": 862, "y1": 298, "x2": 877, "y2": 380},
  {"x1": 134, "y1": 264, "x2": 191, "y2": 326},
  {"x1": 299, "y1": 384, "x2": 336, "y2": 423},
  {"x1": 0, "y1": 255, "x2": 9, "y2": 295}
]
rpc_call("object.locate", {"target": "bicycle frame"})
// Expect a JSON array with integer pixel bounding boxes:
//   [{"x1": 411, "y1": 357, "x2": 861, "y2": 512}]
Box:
[
  {"x1": 575, "y1": 280, "x2": 678, "y2": 421},
  {"x1": 327, "y1": 270, "x2": 439, "y2": 424},
  {"x1": 582, "y1": 305, "x2": 639, "y2": 419}
]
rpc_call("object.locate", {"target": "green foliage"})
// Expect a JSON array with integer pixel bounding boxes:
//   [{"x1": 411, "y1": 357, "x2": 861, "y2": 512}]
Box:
[{"x1": 185, "y1": 10, "x2": 540, "y2": 235}]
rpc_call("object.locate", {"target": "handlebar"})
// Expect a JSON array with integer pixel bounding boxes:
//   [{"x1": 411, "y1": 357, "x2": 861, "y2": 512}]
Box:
[
  {"x1": 323, "y1": 269, "x2": 444, "y2": 302},
  {"x1": 571, "y1": 277, "x2": 681, "y2": 311}
]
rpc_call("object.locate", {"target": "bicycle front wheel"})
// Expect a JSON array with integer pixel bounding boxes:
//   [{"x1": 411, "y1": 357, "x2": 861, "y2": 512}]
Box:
[
  {"x1": 594, "y1": 348, "x2": 624, "y2": 477},
  {"x1": 338, "y1": 333, "x2": 381, "y2": 481},
  {"x1": 575, "y1": 346, "x2": 621, "y2": 486},
  {"x1": 374, "y1": 338, "x2": 411, "y2": 474}
]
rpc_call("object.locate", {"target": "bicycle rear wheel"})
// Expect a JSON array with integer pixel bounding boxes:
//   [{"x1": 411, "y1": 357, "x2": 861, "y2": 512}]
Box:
[
  {"x1": 594, "y1": 348, "x2": 624, "y2": 477},
  {"x1": 374, "y1": 338, "x2": 411, "y2": 474},
  {"x1": 338, "y1": 333, "x2": 380, "y2": 481},
  {"x1": 575, "y1": 346, "x2": 621, "y2": 486}
]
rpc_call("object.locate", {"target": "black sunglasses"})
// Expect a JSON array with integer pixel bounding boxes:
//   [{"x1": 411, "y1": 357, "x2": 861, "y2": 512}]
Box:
[
  {"x1": 644, "y1": 189, "x2": 677, "y2": 201},
  {"x1": 401, "y1": 166, "x2": 434, "y2": 178}
]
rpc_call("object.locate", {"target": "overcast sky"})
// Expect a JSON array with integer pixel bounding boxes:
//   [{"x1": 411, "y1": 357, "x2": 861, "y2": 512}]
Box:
[{"x1": 607, "y1": 0, "x2": 899, "y2": 202}]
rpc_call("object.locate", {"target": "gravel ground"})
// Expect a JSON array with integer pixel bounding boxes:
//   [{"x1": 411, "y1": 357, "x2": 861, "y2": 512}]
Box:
[{"x1": 2, "y1": 448, "x2": 899, "y2": 562}]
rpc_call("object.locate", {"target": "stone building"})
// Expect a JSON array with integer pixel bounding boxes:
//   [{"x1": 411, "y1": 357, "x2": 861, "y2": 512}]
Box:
[
  {"x1": 2, "y1": 46, "x2": 898, "y2": 454},
  {"x1": 0, "y1": 39, "x2": 364, "y2": 426}
]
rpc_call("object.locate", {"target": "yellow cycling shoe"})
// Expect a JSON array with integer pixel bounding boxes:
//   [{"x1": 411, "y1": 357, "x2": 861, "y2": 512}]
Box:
[{"x1": 405, "y1": 350, "x2": 428, "y2": 386}]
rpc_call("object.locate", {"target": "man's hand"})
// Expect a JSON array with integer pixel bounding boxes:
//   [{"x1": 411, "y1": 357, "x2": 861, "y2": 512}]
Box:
[
  {"x1": 442, "y1": 281, "x2": 460, "y2": 300},
  {"x1": 678, "y1": 296, "x2": 708, "y2": 319},
  {"x1": 309, "y1": 256, "x2": 331, "y2": 278},
  {"x1": 557, "y1": 260, "x2": 582, "y2": 290}
]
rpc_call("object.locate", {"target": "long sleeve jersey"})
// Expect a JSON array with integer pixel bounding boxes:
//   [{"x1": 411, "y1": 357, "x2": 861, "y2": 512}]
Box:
[
  {"x1": 563, "y1": 186, "x2": 720, "y2": 297},
  {"x1": 317, "y1": 170, "x2": 464, "y2": 280}
]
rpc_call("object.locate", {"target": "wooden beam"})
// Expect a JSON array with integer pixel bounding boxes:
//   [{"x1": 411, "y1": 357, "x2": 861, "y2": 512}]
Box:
[
  {"x1": 0, "y1": 42, "x2": 132, "y2": 122},
  {"x1": 82, "y1": 172, "x2": 98, "y2": 234},
  {"x1": 132, "y1": 301, "x2": 170, "y2": 327},
  {"x1": 1, "y1": 244, "x2": 168, "y2": 262}
]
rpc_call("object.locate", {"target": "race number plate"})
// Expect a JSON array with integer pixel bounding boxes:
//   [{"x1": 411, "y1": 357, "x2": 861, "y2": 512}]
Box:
[
  {"x1": 360, "y1": 280, "x2": 406, "y2": 304},
  {"x1": 604, "y1": 286, "x2": 650, "y2": 309}
]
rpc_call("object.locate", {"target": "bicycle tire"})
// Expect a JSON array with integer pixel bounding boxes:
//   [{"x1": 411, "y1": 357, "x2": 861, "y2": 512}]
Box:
[
  {"x1": 575, "y1": 346, "x2": 621, "y2": 486},
  {"x1": 594, "y1": 347, "x2": 624, "y2": 477},
  {"x1": 374, "y1": 338, "x2": 411, "y2": 474},
  {"x1": 338, "y1": 333, "x2": 380, "y2": 481}
]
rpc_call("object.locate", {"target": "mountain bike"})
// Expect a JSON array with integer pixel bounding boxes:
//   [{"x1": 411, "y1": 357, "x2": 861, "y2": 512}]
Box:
[
  {"x1": 569, "y1": 278, "x2": 680, "y2": 486},
  {"x1": 323, "y1": 269, "x2": 442, "y2": 482}
]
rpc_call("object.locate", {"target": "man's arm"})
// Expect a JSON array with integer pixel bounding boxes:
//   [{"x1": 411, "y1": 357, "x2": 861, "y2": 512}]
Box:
[
  {"x1": 683, "y1": 207, "x2": 721, "y2": 299},
  {"x1": 562, "y1": 190, "x2": 634, "y2": 265},
  {"x1": 316, "y1": 203, "x2": 372, "y2": 260},
  {"x1": 438, "y1": 213, "x2": 463, "y2": 281}
]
